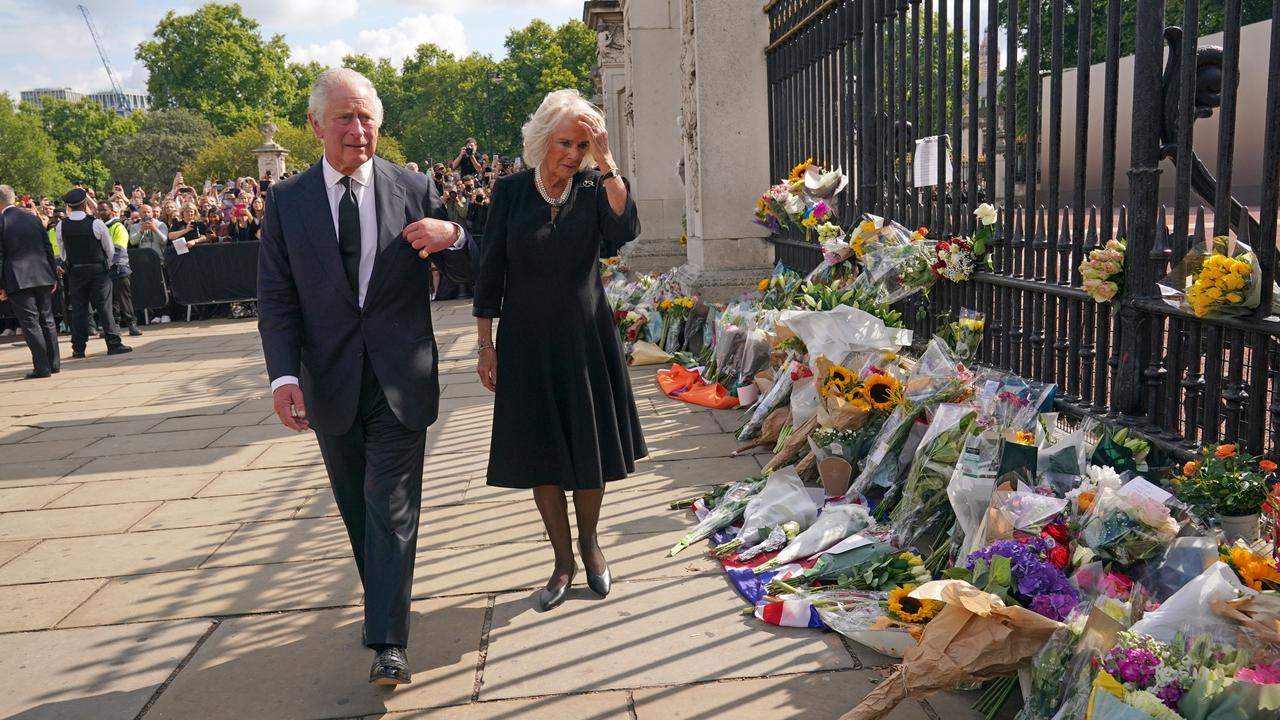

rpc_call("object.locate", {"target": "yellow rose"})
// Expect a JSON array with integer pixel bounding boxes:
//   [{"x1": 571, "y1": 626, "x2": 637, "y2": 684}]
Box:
[
  {"x1": 1226, "y1": 293, "x2": 1243, "y2": 304},
  {"x1": 1205, "y1": 286, "x2": 1223, "y2": 300}
]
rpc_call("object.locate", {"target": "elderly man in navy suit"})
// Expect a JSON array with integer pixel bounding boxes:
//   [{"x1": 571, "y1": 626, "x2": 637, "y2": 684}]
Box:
[
  {"x1": 0, "y1": 185, "x2": 61, "y2": 379},
  {"x1": 257, "y1": 68, "x2": 471, "y2": 686}
]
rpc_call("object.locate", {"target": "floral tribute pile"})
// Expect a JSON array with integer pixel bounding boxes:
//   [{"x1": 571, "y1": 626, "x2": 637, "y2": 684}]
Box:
[{"x1": 632, "y1": 195, "x2": 1280, "y2": 719}]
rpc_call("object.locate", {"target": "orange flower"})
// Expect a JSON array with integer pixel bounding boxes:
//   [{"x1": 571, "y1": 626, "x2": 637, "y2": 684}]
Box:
[
  {"x1": 1216, "y1": 444, "x2": 1237, "y2": 459},
  {"x1": 1183, "y1": 461, "x2": 1200, "y2": 477},
  {"x1": 1261, "y1": 459, "x2": 1278, "y2": 472},
  {"x1": 1078, "y1": 490, "x2": 1096, "y2": 513}
]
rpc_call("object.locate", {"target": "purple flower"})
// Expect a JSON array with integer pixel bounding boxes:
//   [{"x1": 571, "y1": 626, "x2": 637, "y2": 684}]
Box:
[
  {"x1": 1155, "y1": 681, "x2": 1184, "y2": 708},
  {"x1": 1103, "y1": 647, "x2": 1160, "y2": 687},
  {"x1": 1029, "y1": 593, "x2": 1078, "y2": 622},
  {"x1": 966, "y1": 539, "x2": 1079, "y2": 621}
]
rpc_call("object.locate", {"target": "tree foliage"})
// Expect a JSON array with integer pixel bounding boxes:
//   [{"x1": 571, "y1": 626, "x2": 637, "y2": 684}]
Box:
[
  {"x1": 0, "y1": 96, "x2": 69, "y2": 198},
  {"x1": 21, "y1": 98, "x2": 139, "y2": 191},
  {"x1": 103, "y1": 109, "x2": 218, "y2": 190},
  {"x1": 136, "y1": 3, "x2": 295, "y2": 134},
  {"x1": 183, "y1": 120, "x2": 405, "y2": 183}
]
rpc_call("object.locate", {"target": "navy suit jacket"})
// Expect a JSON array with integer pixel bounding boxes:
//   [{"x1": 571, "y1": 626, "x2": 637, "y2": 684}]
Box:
[
  {"x1": 0, "y1": 206, "x2": 58, "y2": 293},
  {"x1": 257, "y1": 156, "x2": 465, "y2": 434}
]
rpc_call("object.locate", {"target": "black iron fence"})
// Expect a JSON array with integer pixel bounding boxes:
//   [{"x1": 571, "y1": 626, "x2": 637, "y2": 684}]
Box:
[{"x1": 764, "y1": 0, "x2": 1280, "y2": 459}]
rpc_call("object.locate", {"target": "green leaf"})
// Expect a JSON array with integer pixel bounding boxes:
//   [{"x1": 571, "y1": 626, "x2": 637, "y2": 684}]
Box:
[{"x1": 991, "y1": 554, "x2": 1012, "y2": 589}]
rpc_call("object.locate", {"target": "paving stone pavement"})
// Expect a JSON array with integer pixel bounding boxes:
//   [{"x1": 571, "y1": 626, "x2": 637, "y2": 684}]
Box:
[{"x1": 0, "y1": 302, "x2": 1002, "y2": 720}]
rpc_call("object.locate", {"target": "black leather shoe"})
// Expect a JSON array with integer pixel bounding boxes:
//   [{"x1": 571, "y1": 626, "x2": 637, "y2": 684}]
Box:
[
  {"x1": 581, "y1": 540, "x2": 612, "y2": 597},
  {"x1": 537, "y1": 566, "x2": 575, "y2": 612},
  {"x1": 23, "y1": 370, "x2": 51, "y2": 380},
  {"x1": 128, "y1": 325, "x2": 143, "y2": 337},
  {"x1": 71, "y1": 351, "x2": 86, "y2": 359},
  {"x1": 106, "y1": 345, "x2": 133, "y2": 355},
  {"x1": 369, "y1": 646, "x2": 410, "y2": 685},
  {"x1": 50, "y1": 367, "x2": 60, "y2": 374}
]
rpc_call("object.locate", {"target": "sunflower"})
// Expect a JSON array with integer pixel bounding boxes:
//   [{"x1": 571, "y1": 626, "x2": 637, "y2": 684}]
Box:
[
  {"x1": 849, "y1": 397, "x2": 872, "y2": 412},
  {"x1": 821, "y1": 380, "x2": 846, "y2": 399},
  {"x1": 828, "y1": 365, "x2": 855, "y2": 386},
  {"x1": 788, "y1": 157, "x2": 814, "y2": 182},
  {"x1": 860, "y1": 374, "x2": 901, "y2": 411},
  {"x1": 887, "y1": 585, "x2": 942, "y2": 624}
]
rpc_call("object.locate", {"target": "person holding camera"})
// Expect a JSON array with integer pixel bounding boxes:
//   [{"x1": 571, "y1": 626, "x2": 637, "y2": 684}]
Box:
[
  {"x1": 451, "y1": 137, "x2": 483, "y2": 178},
  {"x1": 131, "y1": 204, "x2": 169, "y2": 255}
]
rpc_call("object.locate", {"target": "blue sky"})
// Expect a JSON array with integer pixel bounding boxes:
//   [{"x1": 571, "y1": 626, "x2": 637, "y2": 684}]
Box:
[{"x1": 0, "y1": 0, "x2": 583, "y2": 99}]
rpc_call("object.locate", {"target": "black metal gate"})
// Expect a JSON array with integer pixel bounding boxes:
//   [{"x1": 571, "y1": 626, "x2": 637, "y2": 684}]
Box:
[{"x1": 764, "y1": 0, "x2": 1280, "y2": 459}]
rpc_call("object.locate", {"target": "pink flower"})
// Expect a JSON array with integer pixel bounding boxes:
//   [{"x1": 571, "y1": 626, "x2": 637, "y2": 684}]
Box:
[
  {"x1": 1092, "y1": 281, "x2": 1119, "y2": 303},
  {"x1": 1238, "y1": 661, "x2": 1280, "y2": 685},
  {"x1": 812, "y1": 201, "x2": 830, "y2": 220},
  {"x1": 1099, "y1": 571, "x2": 1134, "y2": 600}
]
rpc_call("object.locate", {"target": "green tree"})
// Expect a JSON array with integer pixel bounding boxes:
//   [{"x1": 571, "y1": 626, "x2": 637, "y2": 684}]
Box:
[
  {"x1": 490, "y1": 19, "x2": 598, "y2": 158},
  {"x1": 0, "y1": 96, "x2": 69, "y2": 197},
  {"x1": 136, "y1": 3, "x2": 296, "y2": 133},
  {"x1": 21, "y1": 98, "x2": 138, "y2": 191},
  {"x1": 399, "y1": 46, "x2": 503, "y2": 163},
  {"x1": 282, "y1": 61, "x2": 326, "y2": 127},
  {"x1": 103, "y1": 109, "x2": 217, "y2": 190},
  {"x1": 183, "y1": 119, "x2": 406, "y2": 181}
]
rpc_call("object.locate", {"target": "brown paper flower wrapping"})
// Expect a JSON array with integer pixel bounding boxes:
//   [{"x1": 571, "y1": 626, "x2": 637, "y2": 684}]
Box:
[{"x1": 839, "y1": 580, "x2": 1063, "y2": 720}]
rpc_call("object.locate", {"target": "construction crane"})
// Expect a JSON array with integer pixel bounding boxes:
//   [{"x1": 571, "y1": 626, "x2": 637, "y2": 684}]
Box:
[{"x1": 77, "y1": 4, "x2": 129, "y2": 114}]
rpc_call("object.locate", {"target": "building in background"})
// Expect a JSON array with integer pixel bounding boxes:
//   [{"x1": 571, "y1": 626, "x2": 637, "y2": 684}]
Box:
[{"x1": 19, "y1": 87, "x2": 149, "y2": 116}]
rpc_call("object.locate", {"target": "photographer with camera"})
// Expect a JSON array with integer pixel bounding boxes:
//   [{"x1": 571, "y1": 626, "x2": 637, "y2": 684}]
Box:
[{"x1": 450, "y1": 137, "x2": 483, "y2": 178}]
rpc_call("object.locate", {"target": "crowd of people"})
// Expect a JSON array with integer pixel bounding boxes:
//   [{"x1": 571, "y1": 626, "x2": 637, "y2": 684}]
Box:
[{"x1": 0, "y1": 135, "x2": 518, "y2": 337}]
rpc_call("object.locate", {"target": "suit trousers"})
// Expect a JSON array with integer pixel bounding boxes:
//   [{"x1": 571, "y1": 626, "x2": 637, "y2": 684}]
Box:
[
  {"x1": 68, "y1": 266, "x2": 121, "y2": 353},
  {"x1": 112, "y1": 274, "x2": 136, "y2": 328},
  {"x1": 8, "y1": 286, "x2": 60, "y2": 374},
  {"x1": 313, "y1": 357, "x2": 426, "y2": 649}
]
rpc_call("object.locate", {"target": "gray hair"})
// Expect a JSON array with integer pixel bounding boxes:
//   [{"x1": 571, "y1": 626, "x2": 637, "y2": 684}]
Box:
[
  {"x1": 0, "y1": 185, "x2": 13, "y2": 207},
  {"x1": 308, "y1": 68, "x2": 384, "y2": 127},
  {"x1": 521, "y1": 89, "x2": 604, "y2": 171}
]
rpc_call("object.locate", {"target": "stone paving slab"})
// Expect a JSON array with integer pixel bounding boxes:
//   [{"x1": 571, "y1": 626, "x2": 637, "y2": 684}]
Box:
[
  {"x1": 0, "y1": 501, "x2": 161, "y2": 541},
  {"x1": 13, "y1": 419, "x2": 161, "y2": 443},
  {"x1": 0, "y1": 525, "x2": 236, "y2": 584},
  {"x1": 0, "y1": 538, "x2": 37, "y2": 567},
  {"x1": 0, "y1": 484, "x2": 76, "y2": 512},
  {"x1": 129, "y1": 489, "x2": 314, "y2": 531},
  {"x1": 61, "y1": 445, "x2": 267, "y2": 482},
  {"x1": 144, "y1": 599, "x2": 485, "y2": 719},
  {"x1": 479, "y1": 575, "x2": 857, "y2": 700},
  {"x1": 45, "y1": 475, "x2": 218, "y2": 508},
  {"x1": 195, "y1": 466, "x2": 331, "y2": 497},
  {"x1": 60, "y1": 557, "x2": 362, "y2": 626},
  {"x1": 200, "y1": 516, "x2": 351, "y2": 568},
  {"x1": 70, "y1": 427, "x2": 229, "y2": 458},
  {"x1": 0, "y1": 578, "x2": 106, "y2": 632},
  {"x1": 631, "y1": 672, "x2": 934, "y2": 720},
  {"x1": 0, "y1": 620, "x2": 210, "y2": 720},
  {"x1": 366, "y1": 693, "x2": 634, "y2": 719}
]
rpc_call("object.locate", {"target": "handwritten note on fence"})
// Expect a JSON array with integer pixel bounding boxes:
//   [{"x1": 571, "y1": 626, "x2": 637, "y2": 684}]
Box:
[{"x1": 913, "y1": 135, "x2": 953, "y2": 187}]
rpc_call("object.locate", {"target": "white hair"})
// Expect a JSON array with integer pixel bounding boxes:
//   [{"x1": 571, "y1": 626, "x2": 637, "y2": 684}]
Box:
[
  {"x1": 0, "y1": 185, "x2": 13, "y2": 207},
  {"x1": 521, "y1": 89, "x2": 604, "y2": 171},
  {"x1": 308, "y1": 68, "x2": 384, "y2": 127}
]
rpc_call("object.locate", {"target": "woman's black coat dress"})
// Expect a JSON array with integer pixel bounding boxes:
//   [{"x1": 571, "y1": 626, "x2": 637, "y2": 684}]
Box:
[{"x1": 473, "y1": 168, "x2": 648, "y2": 489}]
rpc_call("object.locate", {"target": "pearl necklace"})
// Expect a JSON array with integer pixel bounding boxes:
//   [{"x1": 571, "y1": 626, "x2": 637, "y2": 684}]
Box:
[{"x1": 534, "y1": 166, "x2": 571, "y2": 207}]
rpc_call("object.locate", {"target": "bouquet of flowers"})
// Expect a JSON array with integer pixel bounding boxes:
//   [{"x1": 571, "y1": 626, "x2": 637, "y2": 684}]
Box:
[
  {"x1": 755, "y1": 265, "x2": 806, "y2": 310},
  {"x1": 1170, "y1": 443, "x2": 1274, "y2": 520},
  {"x1": 656, "y1": 296, "x2": 697, "y2": 351},
  {"x1": 1078, "y1": 482, "x2": 1181, "y2": 567},
  {"x1": 1220, "y1": 542, "x2": 1280, "y2": 591},
  {"x1": 666, "y1": 475, "x2": 766, "y2": 556},
  {"x1": 614, "y1": 309, "x2": 647, "y2": 349},
  {"x1": 752, "y1": 158, "x2": 847, "y2": 241},
  {"x1": 854, "y1": 222, "x2": 938, "y2": 303},
  {"x1": 710, "y1": 467, "x2": 818, "y2": 558},
  {"x1": 1160, "y1": 235, "x2": 1263, "y2": 318},
  {"x1": 888, "y1": 404, "x2": 978, "y2": 559},
  {"x1": 599, "y1": 255, "x2": 628, "y2": 288},
  {"x1": 1080, "y1": 239, "x2": 1127, "y2": 304},
  {"x1": 947, "y1": 538, "x2": 1080, "y2": 621},
  {"x1": 937, "y1": 308, "x2": 986, "y2": 360},
  {"x1": 832, "y1": 548, "x2": 933, "y2": 591},
  {"x1": 931, "y1": 236, "x2": 976, "y2": 282},
  {"x1": 1089, "y1": 631, "x2": 1191, "y2": 717}
]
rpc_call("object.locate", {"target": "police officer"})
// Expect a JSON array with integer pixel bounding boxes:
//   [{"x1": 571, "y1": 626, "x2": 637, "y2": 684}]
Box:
[{"x1": 55, "y1": 188, "x2": 132, "y2": 358}]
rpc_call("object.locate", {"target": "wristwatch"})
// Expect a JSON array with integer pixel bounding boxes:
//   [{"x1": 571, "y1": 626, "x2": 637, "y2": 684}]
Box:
[{"x1": 600, "y1": 168, "x2": 621, "y2": 182}]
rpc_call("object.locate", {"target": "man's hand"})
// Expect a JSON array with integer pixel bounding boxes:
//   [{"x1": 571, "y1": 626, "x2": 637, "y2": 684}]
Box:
[
  {"x1": 272, "y1": 384, "x2": 310, "y2": 432},
  {"x1": 477, "y1": 348, "x2": 497, "y2": 392},
  {"x1": 0, "y1": 290, "x2": 7, "y2": 302},
  {"x1": 403, "y1": 218, "x2": 459, "y2": 256}
]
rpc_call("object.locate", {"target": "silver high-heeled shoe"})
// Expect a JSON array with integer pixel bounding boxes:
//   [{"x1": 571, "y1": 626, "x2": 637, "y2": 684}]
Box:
[
  {"x1": 585, "y1": 566, "x2": 611, "y2": 597},
  {"x1": 537, "y1": 569, "x2": 575, "y2": 611}
]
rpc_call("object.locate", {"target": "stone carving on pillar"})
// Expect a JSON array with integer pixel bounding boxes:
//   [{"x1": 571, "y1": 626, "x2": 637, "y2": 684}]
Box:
[
  {"x1": 252, "y1": 113, "x2": 289, "y2": 180},
  {"x1": 679, "y1": 0, "x2": 699, "y2": 216}
]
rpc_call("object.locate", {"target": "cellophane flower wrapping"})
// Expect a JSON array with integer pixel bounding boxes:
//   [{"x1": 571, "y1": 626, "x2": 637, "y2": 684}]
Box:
[
  {"x1": 777, "y1": 304, "x2": 912, "y2": 367},
  {"x1": 728, "y1": 466, "x2": 819, "y2": 549},
  {"x1": 758, "y1": 503, "x2": 875, "y2": 571},
  {"x1": 889, "y1": 404, "x2": 978, "y2": 555},
  {"x1": 1159, "y1": 235, "x2": 1265, "y2": 318},
  {"x1": 1079, "y1": 482, "x2": 1180, "y2": 567}
]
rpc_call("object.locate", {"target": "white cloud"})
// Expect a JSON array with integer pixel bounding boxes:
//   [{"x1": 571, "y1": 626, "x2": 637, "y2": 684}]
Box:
[
  {"x1": 239, "y1": 0, "x2": 359, "y2": 26},
  {"x1": 294, "y1": 13, "x2": 468, "y2": 67}
]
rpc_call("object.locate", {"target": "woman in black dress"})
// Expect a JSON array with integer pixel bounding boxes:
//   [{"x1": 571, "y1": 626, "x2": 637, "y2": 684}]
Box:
[{"x1": 473, "y1": 89, "x2": 647, "y2": 611}]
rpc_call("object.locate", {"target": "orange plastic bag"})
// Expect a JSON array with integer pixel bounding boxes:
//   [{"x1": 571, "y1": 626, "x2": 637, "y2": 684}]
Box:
[{"x1": 656, "y1": 364, "x2": 740, "y2": 410}]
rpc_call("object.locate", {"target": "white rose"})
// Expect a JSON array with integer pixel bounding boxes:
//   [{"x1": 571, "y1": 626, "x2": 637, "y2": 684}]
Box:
[{"x1": 974, "y1": 203, "x2": 998, "y2": 226}]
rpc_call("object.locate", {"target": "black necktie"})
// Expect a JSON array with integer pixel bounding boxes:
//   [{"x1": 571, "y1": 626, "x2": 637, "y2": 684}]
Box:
[{"x1": 337, "y1": 176, "x2": 361, "y2": 294}]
